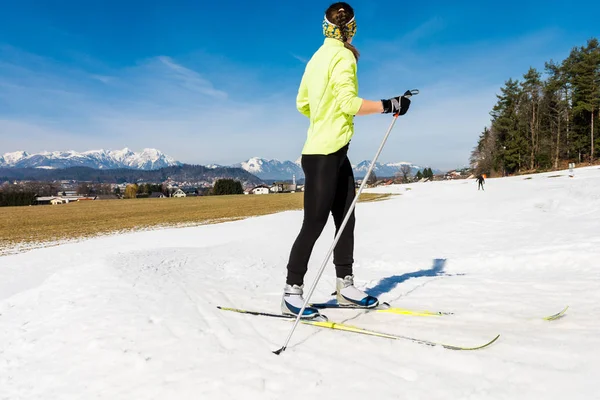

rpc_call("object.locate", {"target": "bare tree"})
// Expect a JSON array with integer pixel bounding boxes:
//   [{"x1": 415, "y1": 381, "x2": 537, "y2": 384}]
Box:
[
  {"x1": 366, "y1": 172, "x2": 377, "y2": 186},
  {"x1": 400, "y1": 164, "x2": 412, "y2": 182}
]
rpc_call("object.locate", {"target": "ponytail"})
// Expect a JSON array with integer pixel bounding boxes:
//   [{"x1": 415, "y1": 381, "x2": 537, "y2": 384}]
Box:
[{"x1": 325, "y1": 2, "x2": 360, "y2": 61}]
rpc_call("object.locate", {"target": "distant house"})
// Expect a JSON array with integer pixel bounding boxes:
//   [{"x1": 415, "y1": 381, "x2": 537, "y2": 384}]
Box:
[
  {"x1": 172, "y1": 189, "x2": 186, "y2": 198},
  {"x1": 270, "y1": 183, "x2": 284, "y2": 193},
  {"x1": 36, "y1": 196, "x2": 68, "y2": 205},
  {"x1": 444, "y1": 170, "x2": 463, "y2": 180},
  {"x1": 149, "y1": 192, "x2": 166, "y2": 199},
  {"x1": 182, "y1": 188, "x2": 198, "y2": 196},
  {"x1": 270, "y1": 181, "x2": 297, "y2": 193},
  {"x1": 35, "y1": 196, "x2": 57, "y2": 205},
  {"x1": 251, "y1": 185, "x2": 270, "y2": 195}
]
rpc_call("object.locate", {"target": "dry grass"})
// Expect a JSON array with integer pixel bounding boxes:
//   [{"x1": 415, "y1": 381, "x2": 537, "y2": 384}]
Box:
[{"x1": 0, "y1": 192, "x2": 392, "y2": 253}]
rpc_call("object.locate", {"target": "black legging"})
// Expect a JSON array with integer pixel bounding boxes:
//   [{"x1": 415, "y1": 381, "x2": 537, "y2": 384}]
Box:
[{"x1": 286, "y1": 144, "x2": 356, "y2": 286}]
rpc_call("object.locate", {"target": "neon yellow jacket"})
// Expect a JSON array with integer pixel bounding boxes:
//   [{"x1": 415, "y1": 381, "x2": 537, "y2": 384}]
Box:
[{"x1": 297, "y1": 38, "x2": 363, "y2": 155}]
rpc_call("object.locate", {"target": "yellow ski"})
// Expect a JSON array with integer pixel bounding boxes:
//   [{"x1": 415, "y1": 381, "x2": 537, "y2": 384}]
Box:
[
  {"x1": 298, "y1": 319, "x2": 500, "y2": 350},
  {"x1": 218, "y1": 305, "x2": 500, "y2": 351},
  {"x1": 543, "y1": 305, "x2": 569, "y2": 321}
]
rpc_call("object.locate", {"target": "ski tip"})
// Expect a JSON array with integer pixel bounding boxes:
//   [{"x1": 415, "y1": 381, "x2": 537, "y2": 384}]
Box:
[
  {"x1": 543, "y1": 305, "x2": 569, "y2": 321},
  {"x1": 273, "y1": 346, "x2": 286, "y2": 355}
]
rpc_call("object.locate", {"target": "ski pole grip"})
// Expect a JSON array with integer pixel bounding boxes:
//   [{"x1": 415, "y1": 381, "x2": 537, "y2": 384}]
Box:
[{"x1": 393, "y1": 89, "x2": 419, "y2": 116}]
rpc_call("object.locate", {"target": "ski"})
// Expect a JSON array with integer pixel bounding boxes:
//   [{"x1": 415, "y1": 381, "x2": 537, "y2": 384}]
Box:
[
  {"x1": 311, "y1": 301, "x2": 568, "y2": 320},
  {"x1": 216, "y1": 306, "x2": 329, "y2": 321},
  {"x1": 217, "y1": 305, "x2": 500, "y2": 351},
  {"x1": 310, "y1": 301, "x2": 453, "y2": 317},
  {"x1": 543, "y1": 305, "x2": 569, "y2": 321}
]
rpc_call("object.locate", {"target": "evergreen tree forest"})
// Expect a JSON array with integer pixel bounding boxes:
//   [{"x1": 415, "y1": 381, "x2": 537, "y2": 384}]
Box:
[
  {"x1": 212, "y1": 179, "x2": 244, "y2": 195},
  {"x1": 471, "y1": 38, "x2": 600, "y2": 176}
]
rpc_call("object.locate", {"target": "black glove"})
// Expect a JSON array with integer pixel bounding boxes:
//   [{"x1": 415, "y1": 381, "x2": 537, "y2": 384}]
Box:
[{"x1": 381, "y1": 91, "x2": 411, "y2": 115}]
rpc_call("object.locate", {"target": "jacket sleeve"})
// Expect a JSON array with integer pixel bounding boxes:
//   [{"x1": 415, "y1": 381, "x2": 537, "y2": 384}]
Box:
[
  {"x1": 296, "y1": 73, "x2": 311, "y2": 118},
  {"x1": 330, "y1": 55, "x2": 363, "y2": 115}
]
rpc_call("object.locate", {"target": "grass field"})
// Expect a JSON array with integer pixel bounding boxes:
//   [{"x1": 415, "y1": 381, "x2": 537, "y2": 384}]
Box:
[{"x1": 0, "y1": 192, "x2": 392, "y2": 255}]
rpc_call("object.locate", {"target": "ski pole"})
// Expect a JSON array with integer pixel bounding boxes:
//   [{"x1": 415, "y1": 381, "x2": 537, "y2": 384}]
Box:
[{"x1": 273, "y1": 89, "x2": 419, "y2": 355}]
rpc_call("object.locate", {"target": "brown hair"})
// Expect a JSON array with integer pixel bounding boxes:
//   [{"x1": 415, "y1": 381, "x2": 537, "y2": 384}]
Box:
[{"x1": 326, "y1": 2, "x2": 360, "y2": 61}]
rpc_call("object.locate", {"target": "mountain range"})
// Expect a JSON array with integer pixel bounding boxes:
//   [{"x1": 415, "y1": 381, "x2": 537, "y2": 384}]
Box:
[
  {"x1": 0, "y1": 149, "x2": 443, "y2": 180},
  {"x1": 208, "y1": 157, "x2": 441, "y2": 180},
  {"x1": 0, "y1": 148, "x2": 180, "y2": 170}
]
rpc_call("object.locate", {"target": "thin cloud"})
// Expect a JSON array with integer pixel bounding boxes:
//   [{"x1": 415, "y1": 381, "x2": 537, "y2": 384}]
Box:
[
  {"x1": 156, "y1": 56, "x2": 228, "y2": 100},
  {"x1": 290, "y1": 53, "x2": 309, "y2": 64}
]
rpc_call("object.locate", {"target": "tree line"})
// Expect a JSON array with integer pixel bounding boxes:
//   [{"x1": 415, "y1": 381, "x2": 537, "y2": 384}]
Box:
[
  {"x1": 415, "y1": 168, "x2": 434, "y2": 180},
  {"x1": 471, "y1": 38, "x2": 599, "y2": 176}
]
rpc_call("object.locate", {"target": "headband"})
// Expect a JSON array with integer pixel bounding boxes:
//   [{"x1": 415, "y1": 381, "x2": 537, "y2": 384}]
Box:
[{"x1": 322, "y1": 14, "x2": 357, "y2": 41}]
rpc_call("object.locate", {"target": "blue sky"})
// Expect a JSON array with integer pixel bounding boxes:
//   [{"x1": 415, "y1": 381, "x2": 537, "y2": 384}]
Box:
[{"x1": 1, "y1": 0, "x2": 598, "y2": 170}]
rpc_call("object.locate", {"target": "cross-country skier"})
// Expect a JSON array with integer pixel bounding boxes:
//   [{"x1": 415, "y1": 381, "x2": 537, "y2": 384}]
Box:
[
  {"x1": 281, "y1": 2, "x2": 412, "y2": 318},
  {"x1": 476, "y1": 174, "x2": 485, "y2": 191}
]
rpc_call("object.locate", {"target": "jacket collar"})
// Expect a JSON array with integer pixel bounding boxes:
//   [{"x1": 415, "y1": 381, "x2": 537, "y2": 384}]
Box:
[{"x1": 323, "y1": 37, "x2": 345, "y2": 47}]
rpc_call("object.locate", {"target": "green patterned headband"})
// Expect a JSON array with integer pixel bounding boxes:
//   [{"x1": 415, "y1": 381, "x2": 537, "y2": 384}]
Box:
[{"x1": 322, "y1": 15, "x2": 357, "y2": 41}]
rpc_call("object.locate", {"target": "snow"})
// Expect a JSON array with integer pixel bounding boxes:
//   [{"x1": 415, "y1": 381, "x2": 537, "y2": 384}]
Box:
[
  {"x1": 1, "y1": 166, "x2": 600, "y2": 399},
  {"x1": 1, "y1": 151, "x2": 29, "y2": 164},
  {"x1": 0, "y1": 148, "x2": 180, "y2": 170},
  {"x1": 241, "y1": 157, "x2": 269, "y2": 173}
]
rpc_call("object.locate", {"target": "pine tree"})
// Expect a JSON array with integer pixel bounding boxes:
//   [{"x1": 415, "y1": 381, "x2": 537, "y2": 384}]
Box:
[
  {"x1": 491, "y1": 79, "x2": 528, "y2": 173},
  {"x1": 213, "y1": 179, "x2": 243, "y2": 195},
  {"x1": 568, "y1": 39, "x2": 600, "y2": 162},
  {"x1": 544, "y1": 60, "x2": 570, "y2": 169},
  {"x1": 521, "y1": 68, "x2": 543, "y2": 169}
]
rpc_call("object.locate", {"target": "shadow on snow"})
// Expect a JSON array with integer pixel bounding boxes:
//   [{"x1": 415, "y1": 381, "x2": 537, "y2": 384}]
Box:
[{"x1": 365, "y1": 258, "x2": 450, "y2": 299}]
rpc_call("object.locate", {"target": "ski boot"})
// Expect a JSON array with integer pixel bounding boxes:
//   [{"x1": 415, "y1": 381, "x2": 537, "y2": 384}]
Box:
[
  {"x1": 281, "y1": 284, "x2": 323, "y2": 319},
  {"x1": 336, "y1": 275, "x2": 379, "y2": 308}
]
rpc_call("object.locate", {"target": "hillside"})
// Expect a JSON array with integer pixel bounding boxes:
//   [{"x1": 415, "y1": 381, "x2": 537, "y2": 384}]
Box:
[{"x1": 0, "y1": 164, "x2": 263, "y2": 186}]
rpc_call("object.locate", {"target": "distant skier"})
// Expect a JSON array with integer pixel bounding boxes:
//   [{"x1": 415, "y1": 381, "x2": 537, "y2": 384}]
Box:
[
  {"x1": 281, "y1": 2, "x2": 412, "y2": 319},
  {"x1": 476, "y1": 174, "x2": 485, "y2": 191}
]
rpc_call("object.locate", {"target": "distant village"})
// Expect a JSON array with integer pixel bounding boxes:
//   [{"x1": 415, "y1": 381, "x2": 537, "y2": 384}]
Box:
[{"x1": 2, "y1": 168, "x2": 473, "y2": 206}]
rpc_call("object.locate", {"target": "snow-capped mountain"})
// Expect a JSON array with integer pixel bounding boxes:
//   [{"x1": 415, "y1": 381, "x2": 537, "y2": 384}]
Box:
[
  {"x1": 233, "y1": 157, "x2": 441, "y2": 181},
  {"x1": 351, "y1": 160, "x2": 436, "y2": 179},
  {"x1": 232, "y1": 157, "x2": 304, "y2": 181},
  {"x1": 1, "y1": 148, "x2": 442, "y2": 178},
  {"x1": 0, "y1": 151, "x2": 29, "y2": 165},
  {"x1": 0, "y1": 148, "x2": 181, "y2": 170}
]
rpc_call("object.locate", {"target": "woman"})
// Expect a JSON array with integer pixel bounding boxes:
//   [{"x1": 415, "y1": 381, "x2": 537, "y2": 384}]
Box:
[{"x1": 282, "y1": 2, "x2": 412, "y2": 318}]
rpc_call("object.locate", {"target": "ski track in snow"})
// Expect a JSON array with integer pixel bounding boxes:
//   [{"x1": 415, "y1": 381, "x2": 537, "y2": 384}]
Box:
[{"x1": 1, "y1": 166, "x2": 600, "y2": 399}]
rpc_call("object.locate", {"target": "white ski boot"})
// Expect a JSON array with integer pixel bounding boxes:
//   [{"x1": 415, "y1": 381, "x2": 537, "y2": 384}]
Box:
[
  {"x1": 336, "y1": 275, "x2": 379, "y2": 308},
  {"x1": 281, "y1": 284, "x2": 322, "y2": 319}
]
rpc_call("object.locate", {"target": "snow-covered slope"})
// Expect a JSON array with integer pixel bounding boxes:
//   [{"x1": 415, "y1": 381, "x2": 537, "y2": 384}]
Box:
[
  {"x1": 0, "y1": 148, "x2": 181, "y2": 170},
  {"x1": 1, "y1": 166, "x2": 599, "y2": 399}
]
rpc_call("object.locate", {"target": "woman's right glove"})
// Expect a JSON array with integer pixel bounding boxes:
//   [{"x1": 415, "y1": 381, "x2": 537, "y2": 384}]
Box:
[{"x1": 381, "y1": 91, "x2": 412, "y2": 115}]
